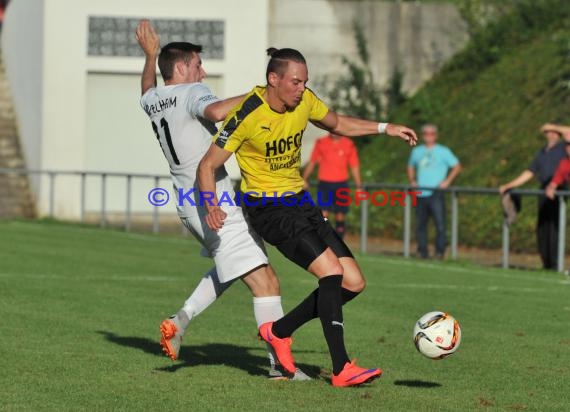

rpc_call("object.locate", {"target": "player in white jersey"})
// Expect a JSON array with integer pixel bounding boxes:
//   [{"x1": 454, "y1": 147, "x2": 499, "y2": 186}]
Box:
[{"x1": 136, "y1": 20, "x2": 308, "y2": 380}]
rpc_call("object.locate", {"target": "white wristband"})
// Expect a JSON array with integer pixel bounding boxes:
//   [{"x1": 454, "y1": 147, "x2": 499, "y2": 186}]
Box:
[{"x1": 378, "y1": 122, "x2": 389, "y2": 134}]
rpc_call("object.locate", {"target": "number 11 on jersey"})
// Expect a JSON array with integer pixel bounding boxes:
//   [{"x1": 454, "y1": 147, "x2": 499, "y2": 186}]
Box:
[{"x1": 151, "y1": 118, "x2": 180, "y2": 165}]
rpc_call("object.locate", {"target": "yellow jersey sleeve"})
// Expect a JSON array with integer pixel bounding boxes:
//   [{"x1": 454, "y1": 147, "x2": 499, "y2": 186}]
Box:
[
  {"x1": 214, "y1": 91, "x2": 264, "y2": 153},
  {"x1": 305, "y1": 88, "x2": 329, "y2": 122}
]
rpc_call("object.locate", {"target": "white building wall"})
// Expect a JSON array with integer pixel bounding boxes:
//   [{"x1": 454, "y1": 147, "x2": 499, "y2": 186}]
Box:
[{"x1": 2, "y1": 0, "x2": 268, "y2": 219}]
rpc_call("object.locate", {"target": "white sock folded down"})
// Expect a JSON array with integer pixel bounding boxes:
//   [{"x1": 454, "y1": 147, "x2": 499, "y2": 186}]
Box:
[{"x1": 253, "y1": 296, "x2": 284, "y2": 368}]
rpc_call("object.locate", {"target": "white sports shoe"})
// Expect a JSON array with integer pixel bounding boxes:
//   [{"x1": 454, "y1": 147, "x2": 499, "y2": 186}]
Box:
[
  {"x1": 268, "y1": 365, "x2": 312, "y2": 381},
  {"x1": 159, "y1": 315, "x2": 185, "y2": 360}
]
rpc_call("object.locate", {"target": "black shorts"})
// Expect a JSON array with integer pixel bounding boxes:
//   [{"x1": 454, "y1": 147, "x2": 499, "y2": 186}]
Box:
[
  {"x1": 243, "y1": 191, "x2": 354, "y2": 269},
  {"x1": 317, "y1": 180, "x2": 349, "y2": 214}
]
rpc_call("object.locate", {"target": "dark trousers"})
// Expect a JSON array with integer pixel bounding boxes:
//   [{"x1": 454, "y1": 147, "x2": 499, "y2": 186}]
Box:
[
  {"x1": 536, "y1": 196, "x2": 559, "y2": 270},
  {"x1": 416, "y1": 192, "x2": 446, "y2": 257}
]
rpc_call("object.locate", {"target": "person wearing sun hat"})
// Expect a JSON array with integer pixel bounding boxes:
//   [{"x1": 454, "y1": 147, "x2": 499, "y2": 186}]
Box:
[{"x1": 499, "y1": 122, "x2": 570, "y2": 270}]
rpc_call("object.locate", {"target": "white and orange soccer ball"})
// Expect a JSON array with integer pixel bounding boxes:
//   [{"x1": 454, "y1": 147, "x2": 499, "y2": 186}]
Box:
[{"x1": 413, "y1": 311, "x2": 461, "y2": 359}]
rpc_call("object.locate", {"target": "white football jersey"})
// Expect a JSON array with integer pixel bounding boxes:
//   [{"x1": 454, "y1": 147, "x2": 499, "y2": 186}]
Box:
[{"x1": 140, "y1": 83, "x2": 225, "y2": 217}]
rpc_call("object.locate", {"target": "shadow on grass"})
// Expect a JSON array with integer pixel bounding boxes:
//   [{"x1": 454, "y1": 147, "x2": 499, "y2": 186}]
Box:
[
  {"x1": 97, "y1": 331, "x2": 321, "y2": 378},
  {"x1": 393, "y1": 380, "x2": 442, "y2": 388}
]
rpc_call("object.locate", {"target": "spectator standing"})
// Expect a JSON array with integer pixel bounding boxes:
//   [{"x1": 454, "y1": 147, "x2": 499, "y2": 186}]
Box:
[
  {"x1": 499, "y1": 123, "x2": 570, "y2": 270},
  {"x1": 407, "y1": 124, "x2": 462, "y2": 259},
  {"x1": 303, "y1": 133, "x2": 361, "y2": 238}
]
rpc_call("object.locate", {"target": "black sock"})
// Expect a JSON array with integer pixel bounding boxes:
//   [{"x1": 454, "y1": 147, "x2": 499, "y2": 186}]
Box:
[
  {"x1": 272, "y1": 287, "x2": 361, "y2": 339},
  {"x1": 317, "y1": 275, "x2": 350, "y2": 375},
  {"x1": 272, "y1": 288, "x2": 319, "y2": 338},
  {"x1": 335, "y1": 221, "x2": 346, "y2": 238},
  {"x1": 341, "y1": 288, "x2": 360, "y2": 303}
]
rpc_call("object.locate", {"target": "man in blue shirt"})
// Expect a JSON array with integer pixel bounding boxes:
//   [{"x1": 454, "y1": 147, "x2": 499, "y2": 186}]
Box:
[{"x1": 407, "y1": 124, "x2": 462, "y2": 259}]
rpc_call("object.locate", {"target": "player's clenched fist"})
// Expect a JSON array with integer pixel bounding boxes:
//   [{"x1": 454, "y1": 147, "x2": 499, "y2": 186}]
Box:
[{"x1": 205, "y1": 207, "x2": 227, "y2": 231}]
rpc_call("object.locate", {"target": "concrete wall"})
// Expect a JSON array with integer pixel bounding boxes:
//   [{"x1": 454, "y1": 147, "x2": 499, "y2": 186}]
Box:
[{"x1": 269, "y1": 0, "x2": 469, "y2": 95}]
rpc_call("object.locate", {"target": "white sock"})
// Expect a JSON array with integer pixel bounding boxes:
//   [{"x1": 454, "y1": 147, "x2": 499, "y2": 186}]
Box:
[
  {"x1": 179, "y1": 267, "x2": 233, "y2": 330},
  {"x1": 253, "y1": 296, "x2": 284, "y2": 368}
]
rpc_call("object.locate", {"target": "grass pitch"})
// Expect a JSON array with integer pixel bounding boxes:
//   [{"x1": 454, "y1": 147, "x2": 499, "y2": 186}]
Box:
[{"x1": 1, "y1": 220, "x2": 569, "y2": 411}]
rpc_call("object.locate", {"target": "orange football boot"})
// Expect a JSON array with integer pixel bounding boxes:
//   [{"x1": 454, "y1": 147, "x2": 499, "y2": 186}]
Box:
[
  {"x1": 331, "y1": 360, "x2": 382, "y2": 387},
  {"x1": 258, "y1": 322, "x2": 296, "y2": 374},
  {"x1": 160, "y1": 317, "x2": 183, "y2": 361}
]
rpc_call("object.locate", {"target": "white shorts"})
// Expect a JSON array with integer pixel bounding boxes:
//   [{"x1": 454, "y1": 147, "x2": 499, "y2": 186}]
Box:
[{"x1": 180, "y1": 176, "x2": 268, "y2": 283}]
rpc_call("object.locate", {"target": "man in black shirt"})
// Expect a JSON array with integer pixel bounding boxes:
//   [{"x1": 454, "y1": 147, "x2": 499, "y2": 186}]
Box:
[{"x1": 499, "y1": 123, "x2": 570, "y2": 270}]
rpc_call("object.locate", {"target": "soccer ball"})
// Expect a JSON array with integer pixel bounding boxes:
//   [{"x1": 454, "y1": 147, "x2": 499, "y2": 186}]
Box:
[{"x1": 413, "y1": 311, "x2": 461, "y2": 359}]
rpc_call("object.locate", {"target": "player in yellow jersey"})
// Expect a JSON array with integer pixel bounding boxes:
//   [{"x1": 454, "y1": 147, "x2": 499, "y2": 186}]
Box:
[{"x1": 197, "y1": 47, "x2": 417, "y2": 387}]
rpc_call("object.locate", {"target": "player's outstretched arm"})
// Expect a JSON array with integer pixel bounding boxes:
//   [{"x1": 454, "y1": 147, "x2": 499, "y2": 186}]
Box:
[
  {"x1": 196, "y1": 144, "x2": 233, "y2": 231},
  {"x1": 312, "y1": 111, "x2": 417, "y2": 146},
  {"x1": 135, "y1": 20, "x2": 160, "y2": 95},
  {"x1": 203, "y1": 95, "x2": 245, "y2": 123}
]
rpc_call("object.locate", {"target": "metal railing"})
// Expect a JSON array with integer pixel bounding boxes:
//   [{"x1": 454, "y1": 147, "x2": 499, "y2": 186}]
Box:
[
  {"x1": 1, "y1": 168, "x2": 569, "y2": 272},
  {"x1": 358, "y1": 183, "x2": 569, "y2": 273},
  {"x1": 0, "y1": 168, "x2": 171, "y2": 233}
]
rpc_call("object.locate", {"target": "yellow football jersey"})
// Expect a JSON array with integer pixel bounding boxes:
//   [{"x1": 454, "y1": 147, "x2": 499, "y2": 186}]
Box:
[{"x1": 215, "y1": 86, "x2": 329, "y2": 196}]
